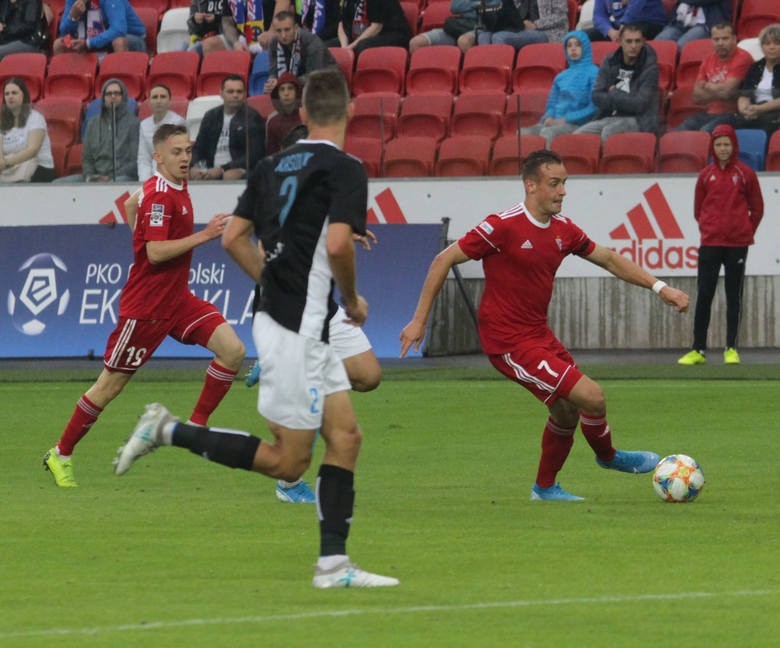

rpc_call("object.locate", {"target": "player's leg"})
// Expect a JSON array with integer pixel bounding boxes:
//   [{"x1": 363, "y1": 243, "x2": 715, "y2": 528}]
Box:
[{"x1": 722, "y1": 246, "x2": 747, "y2": 363}]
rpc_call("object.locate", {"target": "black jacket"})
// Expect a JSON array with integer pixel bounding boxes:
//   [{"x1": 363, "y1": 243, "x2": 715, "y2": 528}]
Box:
[
  {"x1": 0, "y1": 0, "x2": 43, "y2": 46},
  {"x1": 192, "y1": 103, "x2": 265, "y2": 172}
]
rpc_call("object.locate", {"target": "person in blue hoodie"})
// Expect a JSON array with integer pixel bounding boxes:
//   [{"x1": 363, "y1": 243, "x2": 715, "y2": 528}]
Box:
[
  {"x1": 53, "y1": 0, "x2": 146, "y2": 56},
  {"x1": 521, "y1": 30, "x2": 599, "y2": 146},
  {"x1": 586, "y1": 0, "x2": 669, "y2": 43}
]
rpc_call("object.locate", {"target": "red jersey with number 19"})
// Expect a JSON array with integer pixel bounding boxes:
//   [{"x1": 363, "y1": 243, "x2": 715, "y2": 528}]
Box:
[
  {"x1": 119, "y1": 173, "x2": 195, "y2": 319},
  {"x1": 458, "y1": 201, "x2": 595, "y2": 355}
]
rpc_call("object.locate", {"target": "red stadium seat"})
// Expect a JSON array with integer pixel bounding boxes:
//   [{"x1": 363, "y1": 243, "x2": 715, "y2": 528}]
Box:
[
  {"x1": 246, "y1": 94, "x2": 275, "y2": 120},
  {"x1": 489, "y1": 134, "x2": 545, "y2": 176},
  {"x1": 502, "y1": 90, "x2": 550, "y2": 134},
  {"x1": 675, "y1": 39, "x2": 713, "y2": 89},
  {"x1": 658, "y1": 131, "x2": 711, "y2": 173},
  {"x1": 147, "y1": 51, "x2": 200, "y2": 100},
  {"x1": 95, "y1": 51, "x2": 149, "y2": 100},
  {"x1": 512, "y1": 43, "x2": 565, "y2": 92},
  {"x1": 396, "y1": 93, "x2": 452, "y2": 142},
  {"x1": 345, "y1": 136, "x2": 383, "y2": 177},
  {"x1": 352, "y1": 47, "x2": 408, "y2": 96},
  {"x1": 137, "y1": 97, "x2": 188, "y2": 121},
  {"x1": 665, "y1": 86, "x2": 701, "y2": 129},
  {"x1": 567, "y1": 0, "x2": 579, "y2": 28},
  {"x1": 328, "y1": 47, "x2": 355, "y2": 87},
  {"x1": 460, "y1": 44, "x2": 515, "y2": 94},
  {"x1": 0, "y1": 53, "x2": 47, "y2": 101},
  {"x1": 64, "y1": 143, "x2": 83, "y2": 176},
  {"x1": 737, "y1": 0, "x2": 780, "y2": 39},
  {"x1": 550, "y1": 133, "x2": 602, "y2": 174},
  {"x1": 44, "y1": 53, "x2": 98, "y2": 101},
  {"x1": 599, "y1": 132, "x2": 657, "y2": 174},
  {"x1": 647, "y1": 40, "x2": 677, "y2": 93},
  {"x1": 436, "y1": 135, "x2": 491, "y2": 176},
  {"x1": 400, "y1": 1, "x2": 420, "y2": 35},
  {"x1": 135, "y1": 7, "x2": 160, "y2": 55},
  {"x1": 50, "y1": 141, "x2": 70, "y2": 177},
  {"x1": 450, "y1": 92, "x2": 505, "y2": 140},
  {"x1": 133, "y1": 0, "x2": 170, "y2": 18},
  {"x1": 34, "y1": 96, "x2": 83, "y2": 147},
  {"x1": 196, "y1": 50, "x2": 251, "y2": 96},
  {"x1": 383, "y1": 136, "x2": 437, "y2": 177},
  {"x1": 346, "y1": 92, "x2": 401, "y2": 142},
  {"x1": 765, "y1": 130, "x2": 780, "y2": 171},
  {"x1": 419, "y1": 2, "x2": 454, "y2": 32},
  {"x1": 590, "y1": 41, "x2": 619, "y2": 66},
  {"x1": 406, "y1": 45, "x2": 461, "y2": 96}
]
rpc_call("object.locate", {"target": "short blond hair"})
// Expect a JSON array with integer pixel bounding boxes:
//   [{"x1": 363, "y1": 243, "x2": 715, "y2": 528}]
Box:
[{"x1": 759, "y1": 23, "x2": 780, "y2": 45}]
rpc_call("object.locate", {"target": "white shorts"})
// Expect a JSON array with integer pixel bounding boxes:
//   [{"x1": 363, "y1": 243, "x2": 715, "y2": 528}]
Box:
[
  {"x1": 253, "y1": 312, "x2": 351, "y2": 430},
  {"x1": 329, "y1": 306, "x2": 372, "y2": 360}
]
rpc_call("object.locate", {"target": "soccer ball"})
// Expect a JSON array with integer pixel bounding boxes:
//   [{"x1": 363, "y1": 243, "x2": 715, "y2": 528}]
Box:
[{"x1": 652, "y1": 454, "x2": 705, "y2": 503}]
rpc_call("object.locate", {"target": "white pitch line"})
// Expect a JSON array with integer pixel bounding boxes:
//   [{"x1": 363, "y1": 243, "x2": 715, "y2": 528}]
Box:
[{"x1": 0, "y1": 589, "x2": 776, "y2": 640}]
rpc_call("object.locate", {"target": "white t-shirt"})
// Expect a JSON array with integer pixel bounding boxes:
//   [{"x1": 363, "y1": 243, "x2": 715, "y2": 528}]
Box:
[
  {"x1": 755, "y1": 66, "x2": 774, "y2": 104},
  {"x1": 2, "y1": 109, "x2": 54, "y2": 169},
  {"x1": 137, "y1": 110, "x2": 187, "y2": 181},
  {"x1": 213, "y1": 112, "x2": 234, "y2": 167}
]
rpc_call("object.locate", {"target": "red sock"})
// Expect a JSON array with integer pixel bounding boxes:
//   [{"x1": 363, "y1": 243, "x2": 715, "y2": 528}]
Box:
[
  {"x1": 535, "y1": 418, "x2": 576, "y2": 488},
  {"x1": 579, "y1": 412, "x2": 615, "y2": 462},
  {"x1": 189, "y1": 361, "x2": 237, "y2": 426},
  {"x1": 58, "y1": 395, "x2": 103, "y2": 456}
]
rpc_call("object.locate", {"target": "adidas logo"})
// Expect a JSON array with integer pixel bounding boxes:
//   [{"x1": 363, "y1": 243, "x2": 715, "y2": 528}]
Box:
[
  {"x1": 520, "y1": 240, "x2": 534, "y2": 249},
  {"x1": 367, "y1": 187, "x2": 407, "y2": 224},
  {"x1": 609, "y1": 183, "x2": 697, "y2": 270}
]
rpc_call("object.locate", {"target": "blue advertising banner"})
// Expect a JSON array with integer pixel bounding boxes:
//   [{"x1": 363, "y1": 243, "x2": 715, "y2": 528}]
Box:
[{"x1": 0, "y1": 224, "x2": 443, "y2": 360}]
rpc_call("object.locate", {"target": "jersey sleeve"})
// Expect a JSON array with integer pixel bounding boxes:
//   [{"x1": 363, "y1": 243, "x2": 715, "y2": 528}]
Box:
[
  {"x1": 458, "y1": 213, "x2": 505, "y2": 261},
  {"x1": 326, "y1": 156, "x2": 368, "y2": 234},
  {"x1": 138, "y1": 192, "x2": 177, "y2": 242},
  {"x1": 566, "y1": 220, "x2": 596, "y2": 257}
]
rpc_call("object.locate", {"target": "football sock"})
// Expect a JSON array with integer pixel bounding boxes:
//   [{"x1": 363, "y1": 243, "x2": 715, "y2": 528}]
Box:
[
  {"x1": 316, "y1": 464, "x2": 354, "y2": 556},
  {"x1": 535, "y1": 417, "x2": 576, "y2": 488},
  {"x1": 58, "y1": 395, "x2": 103, "y2": 456},
  {"x1": 172, "y1": 423, "x2": 260, "y2": 470},
  {"x1": 579, "y1": 412, "x2": 615, "y2": 462},
  {"x1": 188, "y1": 361, "x2": 238, "y2": 426},
  {"x1": 278, "y1": 478, "x2": 303, "y2": 488}
]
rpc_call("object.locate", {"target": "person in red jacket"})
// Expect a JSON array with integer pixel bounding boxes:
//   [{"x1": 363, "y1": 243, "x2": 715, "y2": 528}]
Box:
[{"x1": 678, "y1": 123, "x2": 764, "y2": 366}]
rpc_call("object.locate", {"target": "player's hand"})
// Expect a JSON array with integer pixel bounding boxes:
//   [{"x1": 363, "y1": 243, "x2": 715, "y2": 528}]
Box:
[
  {"x1": 204, "y1": 213, "x2": 231, "y2": 240},
  {"x1": 353, "y1": 229, "x2": 378, "y2": 251},
  {"x1": 659, "y1": 286, "x2": 689, "y2": 313},
  {"x1": 70, "y1": 0, "x2": 86, "y2": 19},
  {"x1": 399, "y1": 319, "x2": 425, "y2": 358},
  {"x1": 343, "y1": 296, "x2": 368, "y2": 326},
  {"x1": 71, "y1": 38, "x2": 87, "y2": 52}
]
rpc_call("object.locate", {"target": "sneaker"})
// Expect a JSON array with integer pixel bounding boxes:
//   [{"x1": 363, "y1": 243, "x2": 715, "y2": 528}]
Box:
[
  {"x1": 43, "y1": 447, "x2": 77, "y2": 488},
  {"x1": 114, "y1": 403, "x2": 177, "y2": 476},
  {"x1": 276, "y1": 480, "x2": 316, "y2": 503},
  {"x1": 596, "y1": 450, "x2": 660, "y2": 474},
  {"x1": 677, "y1": 350, "x2": 706, "y2": 365},
  {"x1": 530, "y1": 482, "x2": 584, "y2": 501},
  {"x1": 723, "y1": 348, "x2": 740, "y2": 364},
  {"x1": 245, "y1": 360, "x2": 260, "y2": 387},
  {"x1": 312, "y1": 560, "x2": 399, "y2": 589}
]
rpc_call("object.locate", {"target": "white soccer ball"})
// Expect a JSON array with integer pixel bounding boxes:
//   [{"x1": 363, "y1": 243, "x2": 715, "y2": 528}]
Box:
[{"x1": 652, "y1": 454, "x2": 705, "y2": 503}]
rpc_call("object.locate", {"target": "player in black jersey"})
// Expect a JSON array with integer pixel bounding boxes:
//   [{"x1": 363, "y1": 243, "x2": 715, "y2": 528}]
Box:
[{"x1": 115, "y1": 68, "x2": 399, "y2": 589}]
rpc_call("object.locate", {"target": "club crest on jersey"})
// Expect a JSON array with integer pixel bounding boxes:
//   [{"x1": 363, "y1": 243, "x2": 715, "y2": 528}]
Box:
[
  {"x1": 150, "y1": 204, "x2": 165, "y2": 226},
  {"x1": 478, "y1": 221, "x2": 494, "y2": 235},
  {"x1": 555, "y1": 237, "x2": 563, "y2": 251}
]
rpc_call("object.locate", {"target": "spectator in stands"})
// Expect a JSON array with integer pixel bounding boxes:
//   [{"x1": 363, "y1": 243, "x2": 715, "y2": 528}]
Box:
[
  {"x1": 574, "y1": 23, "x2": 659, "y2": 141},
  {"x1": 0, "y1": 0, "x2": 47, "y2": 61},
  {"x1": 265, "y1": 71, "x2": 303, "y2": 155},
  {"x1": 674, "y1": 22, "x2": 753, "y2": 132},
  {"x1": 137, "y1": 84, "x2": 186, "y2": 182},
  {"x1": 654, "y1": 0, "x2": 731, "y2": 51},
  {"x1": 586, "y1": 0, "x2": 668, "y2": 42},
  {"x1": 733, "y1": 23, "x2": 780, "y2": 136},
  {"x1": 190, "y1": 74, "x2": 264, "y2": 181},
  {"x1": 300, "y1": 0, "x2": 341, "y2": 43},
  {"x1": 522, "y1": 30, "x2": 599, "y2": 145},
  {"x1": 188, "y1": 0, "x2": 246, "y2": 56},
  {"x1": 409, "y1": 0, "x2": 500, "y2": 54},
  {"x1": 336, "y1": 0, "x2": 411, "y2": 57},
  {"x1": 0, "y1": 77, "x2": 54, "y2": 183},
  {"x1": 263, "y1": 10, "x2": 335, "y2": 94},
  {"x1": 52, "y1": 0, "x2": 146, "y2": 55}
]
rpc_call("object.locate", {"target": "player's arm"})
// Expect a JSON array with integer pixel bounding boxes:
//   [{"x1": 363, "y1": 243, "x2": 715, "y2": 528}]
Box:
[
  {"x1": 327, "y1": 221, "x2": 367, "y2": 325},
  {"x1": 400, "y1": 242, "x2": 470, "y2": 357},
  {"x1": 146, "y1": 212, "x2": 229, "y2": 264},
  {"x1": 222, "y1": 214, "x2": 265, "y2": 283},
  {"x1": 124, "y1": 188, "x2": 142, "y2": 231},
  {"x1": 584, "y1": 243, "x2": 689, "y2": 312}
]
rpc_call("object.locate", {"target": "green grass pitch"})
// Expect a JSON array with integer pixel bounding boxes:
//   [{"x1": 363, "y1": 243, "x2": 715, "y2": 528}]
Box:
[{"x1": 1, "y1": 362, "x2": 778, "y2": 646}]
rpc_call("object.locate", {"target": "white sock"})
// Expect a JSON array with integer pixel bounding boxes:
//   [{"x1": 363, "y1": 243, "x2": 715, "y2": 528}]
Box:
[
  {"x1": 317, "y1": 554, "x2": 349, "y2": 570},
  {"x1": 55, "y1": 447, "x2": 71, "y2": 460},
  {"x1": 161, "y1": 421, "x2": 177, "y2": 445},
  {"x1": 278, "y1": 478, "x2": 302, "y2": 488}
]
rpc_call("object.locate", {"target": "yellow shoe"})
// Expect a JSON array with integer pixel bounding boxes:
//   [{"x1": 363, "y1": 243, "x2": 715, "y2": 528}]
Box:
[
  {"x1": 677, "y1": 350, "x2": 706, "y2": 366},
  {"x1": 723, "y1": 348, "x2": 741, "y2": 364},
  {"x1": 43, "y1": 447, "x2": 78, "y2": 488}
]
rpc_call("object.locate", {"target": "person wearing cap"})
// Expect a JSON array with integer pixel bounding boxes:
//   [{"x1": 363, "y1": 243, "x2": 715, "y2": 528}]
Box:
[{"x1": 265, "y1": 72, "x2": 303, "y2": 155}]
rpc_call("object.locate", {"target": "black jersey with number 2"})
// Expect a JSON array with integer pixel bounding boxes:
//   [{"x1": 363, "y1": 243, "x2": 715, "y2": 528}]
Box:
[{"x1": 234, "y1": 140, "x2": 368, "y2": 343}]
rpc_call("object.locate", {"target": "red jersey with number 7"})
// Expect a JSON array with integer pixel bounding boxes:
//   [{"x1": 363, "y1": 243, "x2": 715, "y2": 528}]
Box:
[
  {"x1": 458, "y1": 201, "x2": 595, "y2": 355},
  {"x1": 119, "y1": 174, "x2": 195, "y2": 319}
]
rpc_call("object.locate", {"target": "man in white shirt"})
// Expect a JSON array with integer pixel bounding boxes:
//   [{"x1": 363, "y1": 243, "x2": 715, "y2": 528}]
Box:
[{"x1": 137, "y1": 84, "x2": 186, "y2": 182}]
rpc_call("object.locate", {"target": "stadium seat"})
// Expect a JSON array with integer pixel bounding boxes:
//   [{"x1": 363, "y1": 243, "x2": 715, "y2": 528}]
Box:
[
  {"x1": 186, "y1": 95, "x2": 223, "y2": 140},
  {"x1": 133, "y1": 0, "x2": 170, "y2": 19},
  {"x1": 460, "y1": 44, "x2": 515, "y2": 95},
  {"x1": 0, "y1": 53, "x2": 46, "y2": 102},
  {"x1": 34, "y1": 96, "x2": 83, "y2": 147},
  {"x1": 344, "y1": 136, "x2": 383, "y2": 177},
  {"x1": 590, "y1": 41, "x2": 619, "y2": 66},
  {"x1": 157, "y1": 7, "x2": 190, "y2": 53},
  {"x1": 147, "y1": 51, "x2": 200, "y2": 100},
  {"x1": 502, "y1": 89, "x2": 549, "y2": 134},
  {"x1": 64, "y1": 143, "x2": 83, "y2": 176},
  {"x1": 675, "y1": 39, "x2": 713, "y2": 89},
  {"x1": 135, "y1": 7, "x2": 160, "y2": 55},
  {"x1": 765, "y1": 130, "x2": 780, "y2": 171},
  {"x1": 737, "y1": 0, "x2": 780, "y2": 39},
  {"x1": 346, "y1": 92, "x2": 401, "y2": 142},
  {"x1": 737, "y1": 37, "x2": 762, "y2": 61},
  {"x1": 95, "y1": 51, "x2": 149, "y2": 100},
  {"x1": 383, "y1": 136, "x2": 437, "y2": 177},
  {"x1": 576, "y1": 0, "x2": 594, "y2": 29},
  {"x1": 406, "y1": 45, "x2": 461, "y2": 96},
  {"x1": 44, "y1": 53, "x2": 97, "y2": 101},
  {"x1": 169, "y1": 0, "x2": 190, "y2": 6},
  {"x1": 248, "y1": 51, "x2": 270, "y2": 96},
  {"x1": 512, "y1": 43, "x2": 565, "y2": 92},
  {"x1": 735, "y1": 128, "x2": 767, "y2": 171},
  {"x1": 450, "y1": 92, "x2": 505, "y2": 140},
  {"x1": 489, "y1": 134, "x2": 545, "y2": 176},
  {"x1": 396, "y1": 93, "x2": 453, "y2": 142},
  {"x1": 665, "y1": 86, "x2": 701, "y2": 129},
  {"x1": 246, "y1": 93, "x2": 275, "y2": 120},
  {"x1": 328, "y1": 47, "x2": 355, "y2": 87},
  {"x1": 196, "y1": 50, "x2": 251, "y2": 96},
  {"x1": 436, "y1": 135, "x2": 491, "y2": 176},
  {"x1": 352, "y1": 47, "x2": 408, "y2": 96},
  {"x1": 50, "y1": 141, "x2": 70, "y2": 178},
  {"x1": 599, "y1": 132, "x2": 657, "y2": 173},
  {"x1": 137, "y1": 97, "x2": 188, "y2": 120},
  {"x1": 658, "y1": 131, "x2": 710, "y2": 173},
  {"x1": 647, "y1": 40, "x2": 677, "y2": 93},
  {"x1": 550, "y1": 133, "x2": 602, "y2": 174},
  {"x1": 419, "y1": 2, "x2": 454, "y2": 32},
  {"x1": 400, "y1": 1, "x2": 420, "y2": 36},
  {"x1": 567, "y1": 0, "x2": 579, "y2": 28}
]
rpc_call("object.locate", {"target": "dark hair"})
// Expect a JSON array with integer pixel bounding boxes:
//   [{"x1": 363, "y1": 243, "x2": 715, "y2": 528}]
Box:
[
  {"x1": 273, "y1": 10, "x2": 296, "y2": 23},
  {"x1": 1, "y1": 77, "x2": 32, "y2": 132},
  {"x1": 710, "y1": 22, "x2": 735, "y2": 35},
  {"x1": 302, "y1": 68, "x2": 349, "y2": 126},
  {"x1": 522, "y1": 150, "x2": 563, "y2": 181},
  {"x1": 221, "y1": 74, "x2": 245, "y2": 91},
  {"x1": 619, "y1": 23, "x2": 645, "y2": 38},
  {"x1": 149, "y1": 83, "x2": 172, "y2": 98},
  {"x1": 153, "y1": 123, "x2": 188, "y2": 148}
]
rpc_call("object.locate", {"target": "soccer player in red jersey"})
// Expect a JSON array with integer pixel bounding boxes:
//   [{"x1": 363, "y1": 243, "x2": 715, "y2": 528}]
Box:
[
  {"x1": 400, "y1": 150, "x2": 690, "y2": 501},
  {"x1": 43, "y1": 124, "x2": 245, "y2": 488}
]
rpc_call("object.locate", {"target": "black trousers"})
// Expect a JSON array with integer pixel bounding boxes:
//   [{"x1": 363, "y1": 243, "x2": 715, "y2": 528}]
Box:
[{"x1": 692, "y1": 245, "x2": 748, "y2": 351}]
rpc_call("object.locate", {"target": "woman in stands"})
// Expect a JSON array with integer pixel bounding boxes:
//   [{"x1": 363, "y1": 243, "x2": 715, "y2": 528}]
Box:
[
  {"x1": 0, "y1": 77, "x2": 54, "y2": 183},
  {"x1": 734, "y1": 23, "x2": 780, "y2": 136}
]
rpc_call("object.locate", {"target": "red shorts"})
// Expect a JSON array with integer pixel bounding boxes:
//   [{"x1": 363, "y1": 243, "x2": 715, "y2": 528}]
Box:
[
  {"x1": 103, "y1": 293, "x2": 226, "y2": 373},
  {"x1": 488, "y1": 337, "x2": 583, "y2": 406}
]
